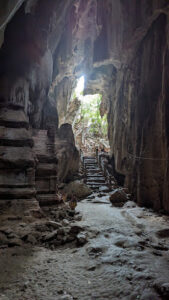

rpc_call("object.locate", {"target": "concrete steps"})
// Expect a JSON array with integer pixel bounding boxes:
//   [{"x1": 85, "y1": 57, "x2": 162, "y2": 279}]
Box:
[{"x1": 83, "y1": 156, "x2": 110, "y2": 192}]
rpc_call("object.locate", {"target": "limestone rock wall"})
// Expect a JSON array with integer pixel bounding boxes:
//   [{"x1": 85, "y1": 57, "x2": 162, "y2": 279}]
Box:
[
  {"x1": 0, "y1": 0, "x2": 25, "y2": 48},
  {"x1": 106, "y1": 3, "x2": 169, "y2": 212},
  {"x1": 0, "y1": 0, "x2": 79, "y2": 209},
  {"x1": 0, "y1": 105, "x2": 38, "y2": 214},
  {"x1": 0, "y1": 0, "x2": 72, "y2": 128},
  {"x1": 82, "y1": 0, "x2": 169, "y2": 212}
]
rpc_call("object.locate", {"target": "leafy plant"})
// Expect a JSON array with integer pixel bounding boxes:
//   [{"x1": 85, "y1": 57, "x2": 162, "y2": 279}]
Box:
[{"x1": 75, "y1": 93, "x2": 108, "y2": 138}]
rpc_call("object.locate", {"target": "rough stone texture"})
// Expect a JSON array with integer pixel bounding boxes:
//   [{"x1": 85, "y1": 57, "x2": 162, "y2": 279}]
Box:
[
  {"x1": 0, "y1": 104, "x2": 38, "y2": 213},
  {"x1": 32, "y1": 128, "x2": 58, "y2": 206},
  {"x1": 109, "y1": 189, "x2": 128, "y2": 207},
  {"x1": 56, "y1": 124, "x2": 79, "y2": 182},
  {"x1": 1, "y1": 199, "x2": 169, "y2": 299},
  {"x1": 0, "y1": 0, "x2": 169, "y2": 213},
  {"x1": 0, "y1": 0, "x2": 80, "y2": 209},
  {"x1": 106, "y1": 3, "x2": 169, "y2": 212},
  {"x1": 63, "y1": 180, "x2": 92, "y2": 199},
  {"x1": 0, "y1": 0, "x2": 73, "y2": 126},
  {"x1": 50, "y1": 78, "x2": 74, "y2": 126},
  {"x1": 82, "y1": 1, "x2": 169, "y2": 213},
  {"x1": 32, "y1": 125, "x2": 79, "y2": 204},
  {"x1": 0, "y1": 0, "x2": 25, "y2": 47}
]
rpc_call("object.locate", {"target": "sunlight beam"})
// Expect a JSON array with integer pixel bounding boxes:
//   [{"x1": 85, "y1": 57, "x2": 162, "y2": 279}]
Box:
[{"x1": 75, "y1": 75, "x2": 85, "y2": 98}]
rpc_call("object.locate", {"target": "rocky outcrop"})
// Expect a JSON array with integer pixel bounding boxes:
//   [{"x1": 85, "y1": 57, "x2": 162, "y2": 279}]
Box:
[
  {"x1": 32, "y1": 128, "x2": 58, "y2": 206},
  {"x1": 84, "y1": 1, "x2": 169, "y2": 213},
  {"x1": 56, "y1": 124, "x2": 79, "y2": 182},
  {"x1": 32, "y1": 123, "x2": 79, "y2": 205},
  {"x1": 0, "y1": 0, "x2": 79, "y2": 210},
  {"x1": 106, "y1": 4, "x2": 169, "y2": 212},
  {"x1": 0, "y1": 104, "x2": 38, "y2": 215},
  {"x1": 63, "y1": 180, "x2": 92, "y2": 200}
]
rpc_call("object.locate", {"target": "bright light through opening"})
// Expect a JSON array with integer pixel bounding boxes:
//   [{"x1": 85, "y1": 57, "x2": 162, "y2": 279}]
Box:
[
  {"x1": 72, "y1": 75, "x2": 110, "y2": 154},
  {"x1": 75, "y1": 75, "x2": 85, "y2": 98}
]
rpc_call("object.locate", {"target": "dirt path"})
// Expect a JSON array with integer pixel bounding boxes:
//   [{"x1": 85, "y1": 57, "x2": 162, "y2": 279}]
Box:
[{"x1": 0, "y1": 198, "x2": 169, "y2": 300}]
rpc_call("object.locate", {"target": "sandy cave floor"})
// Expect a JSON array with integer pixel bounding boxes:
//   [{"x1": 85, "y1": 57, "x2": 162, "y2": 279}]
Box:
[{"x1": 0, "y1": 196, "x2": 169, "y2": 300}]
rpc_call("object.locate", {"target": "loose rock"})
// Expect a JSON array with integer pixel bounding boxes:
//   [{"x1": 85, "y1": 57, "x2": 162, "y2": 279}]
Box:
[
  {"x1": 76, "y1": 232, "x2": 88, "y2": 246},
  {"x1": 63, "y1": 180, "x2": 92, "y2": 199},
  {"x1": 109, "y1": 189, "x2": 128, "y2": 207},
  {"x1": 42, "y1": 230, "x2": 58, "y2": 242}
]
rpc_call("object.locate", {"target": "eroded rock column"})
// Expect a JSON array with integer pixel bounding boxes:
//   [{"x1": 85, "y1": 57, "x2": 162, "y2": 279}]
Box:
[{"x1": 0, "y1": 103, "x2": 39, "y2": 215}]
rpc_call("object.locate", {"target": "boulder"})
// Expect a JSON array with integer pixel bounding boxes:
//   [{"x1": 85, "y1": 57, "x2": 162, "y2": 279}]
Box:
[
  {"x1": 42, "y1": 230, "x2": 58, "y2": 242},
  {"x1": 156, "y1": 229, "x2": 169, "y2": 238},
  {"x1": 63, "y1": 180, "x2": 92, "y2": 199},
  {"x1": 69, "y1": 225, "x2": 84, "y2": 235},
  {"x1": 62, "y1": 219, "x2": 70, "y2": 226},
  {"x1": 26, "y1": 234, "x2": 37, "y2": 245},
  {"x1": 46, "y1": 221, "x2": 62, "y2": 229},
  {"x1": 109, "y1": 189, "x2": 128, "y2": 207},
  {"x1": 154, "y1": 281, "x2": 169, "y2": 298},
  {"x1": 59, "y1": 123, "x2": 75, "y2": 144},
  {"x1": 76, "y1": 233, "x2": 88, "y2": 246}
]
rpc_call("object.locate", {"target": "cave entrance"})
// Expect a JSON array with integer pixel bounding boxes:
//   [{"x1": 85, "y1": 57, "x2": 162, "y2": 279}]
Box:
[{"x1": 72, "y1": 76, "x2": 110, "y2": 156}]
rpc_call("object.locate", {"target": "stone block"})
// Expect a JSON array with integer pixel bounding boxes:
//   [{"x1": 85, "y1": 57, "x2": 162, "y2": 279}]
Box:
[
  {"x1": 0, "y1": 146, "x2": 35, "y2": 168},
  {"x1": 0, "y1": 127, "x2": 33, "y2": 147},
  {"x1": 0, "y1": 108, "x2": 29, "y2": 128},
  {"x1": 0, "y1": 187, "x2": 36, "y2": 199},
  {"x1": 37, "y1": 194, "x2": 61, "y2": 206}
]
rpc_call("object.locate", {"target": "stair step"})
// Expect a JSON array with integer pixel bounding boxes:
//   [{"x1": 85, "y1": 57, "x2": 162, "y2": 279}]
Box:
[
  {"x1": 87, "y1": 178, "x2": 105, "y2": 183},
  {"x1": 87, "y1": 169, "x2": 101, "y2": 173},
  {"x1": 87, "y1": 173, "x2": 103, "y2": 176},
  {"x1": 84, "y1": 158, "x2": 96, "y2": 161},
  {"x1": 87, "y1": 183, "x2": 108, "y2": 187},
  {"x1": 88, "y1": 186, "x2": 105, "y2": 190},
  {"x1": 85, "y1": 166, "x2": 98, "y2": 170},
  {"x1": 83, "y1": 155, "x2": 111, "y2": 192}
]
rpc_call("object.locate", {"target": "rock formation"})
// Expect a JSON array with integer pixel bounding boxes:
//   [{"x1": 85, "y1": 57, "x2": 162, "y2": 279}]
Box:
[
  {"x1": 0, "y1": 0, "x2": 169, "y2": 212},
  {"x1": 0, "y1": 104, "x2": 38, "y2": 215}
]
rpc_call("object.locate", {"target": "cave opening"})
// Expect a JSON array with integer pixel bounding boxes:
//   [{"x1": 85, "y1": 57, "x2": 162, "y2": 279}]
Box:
[{"x1": 71, "y1": 76, "x2": 110, "y2": 156}]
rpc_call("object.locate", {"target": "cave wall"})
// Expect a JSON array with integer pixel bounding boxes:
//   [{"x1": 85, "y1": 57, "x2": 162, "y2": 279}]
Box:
[
  {"x1": 0, "y1": 0, "x2": 25, "y2": 48},
  {"x1": 0, "y1": 0, "x2": 73, "y2": 127},
  {"x1": 0, "y1": 0, "x2": 169, "y2": 212},
  {"x1": 0, "y1": 0, "x2": 79, "y2": 211},
  {"x1": 106, "y1": 2, "x2": 169, "y2": 212},
  {"x1": 83, "y1": 0, "x2": 169, "y2": 212}
]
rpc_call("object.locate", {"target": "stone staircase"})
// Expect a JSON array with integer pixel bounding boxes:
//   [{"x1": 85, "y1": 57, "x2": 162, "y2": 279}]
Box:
[{"x1": 83, "y1": 156, "x2": 110, "y2": 192}]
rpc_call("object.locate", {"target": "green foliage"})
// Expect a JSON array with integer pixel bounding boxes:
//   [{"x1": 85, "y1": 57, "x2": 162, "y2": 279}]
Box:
[
  {"x1": 76, "y1": 94, "x2": 108, "y2": 138},
  {"x1": 72, "y1": 90, "x2": 77, "y2": 100}
]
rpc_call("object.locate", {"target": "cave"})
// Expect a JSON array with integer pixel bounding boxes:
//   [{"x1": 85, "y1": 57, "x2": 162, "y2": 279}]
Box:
[{"x1": 0, "y1": 1, "x2": 169, "y2": 299}]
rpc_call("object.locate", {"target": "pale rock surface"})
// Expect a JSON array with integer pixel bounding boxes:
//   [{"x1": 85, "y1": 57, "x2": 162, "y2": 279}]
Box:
[{"x1": 63, "y1": 180, "x2": 92, "y2": 199}]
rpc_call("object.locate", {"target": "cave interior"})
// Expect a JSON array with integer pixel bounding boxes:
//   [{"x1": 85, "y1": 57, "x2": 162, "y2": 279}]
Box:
[{"x1": 0, "y1": 1, "x2": 169, "y2": 299}]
